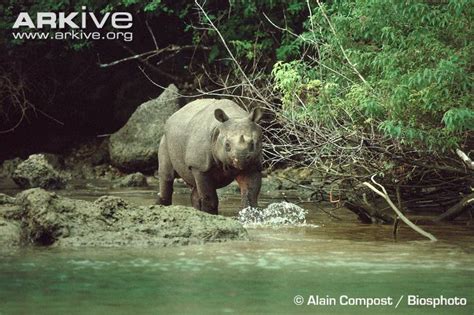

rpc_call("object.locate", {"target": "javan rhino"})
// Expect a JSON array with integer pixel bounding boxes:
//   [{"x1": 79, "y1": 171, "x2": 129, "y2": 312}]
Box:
[{"x1": 157, "y1": 99, "x2": 263, "y2": 214}]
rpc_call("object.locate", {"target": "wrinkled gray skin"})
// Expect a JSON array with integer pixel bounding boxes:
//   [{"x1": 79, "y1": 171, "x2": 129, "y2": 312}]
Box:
[{"x1": 158, "y1": 99, "x2": 263, "y2": 214}]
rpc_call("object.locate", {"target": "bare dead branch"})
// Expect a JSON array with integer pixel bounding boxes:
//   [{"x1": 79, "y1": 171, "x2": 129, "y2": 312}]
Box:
[
  {"x1": 456, "y1": 148, "x2": 474, "y2": 170},
  {"x1": 98, "y1": 44, "x2": 210, "y2": 69},
  {"x1": 364, "y1": 175, "x2": 437, "y2": 241},
  {"x1": 434, "y1": 193, "x2": 474, "y2": 222}
]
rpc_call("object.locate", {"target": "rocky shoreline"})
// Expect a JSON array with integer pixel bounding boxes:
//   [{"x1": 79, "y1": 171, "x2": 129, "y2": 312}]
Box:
[{"x1": 0, "y1": 188, "x2": 248, "y2": 248}]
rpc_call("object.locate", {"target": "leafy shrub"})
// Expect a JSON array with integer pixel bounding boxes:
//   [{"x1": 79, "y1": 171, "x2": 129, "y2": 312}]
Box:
[{"x1": 271, "y1": 0, "x2": 473, "y2": 150}]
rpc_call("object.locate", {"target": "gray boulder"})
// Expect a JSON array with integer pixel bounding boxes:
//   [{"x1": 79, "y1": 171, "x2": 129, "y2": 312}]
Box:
[
  {"x1": 113, "y1": 172, "x2": 148, "y2": 188},
  {"x1": 12, "y1": 188, "x2": 247, "y2": 247},
  {"x1": 0, "y1": 219, "x2": 20, "y2": 247},
  {"x1": 0, "y1": 193, "x2": 15, "y2": 205},
  {"x1": 0, "y1": 157, "x2": 23, "y2": 178},
  {"x1": 0, "y1": 194, "x2": 21, "y2": 247},
  {"x1": 11, "y1": 154, "x2": 67, "y2": 189},
  {"x1": 109, "y1": 84, "x2": 179, "y2": 172}
]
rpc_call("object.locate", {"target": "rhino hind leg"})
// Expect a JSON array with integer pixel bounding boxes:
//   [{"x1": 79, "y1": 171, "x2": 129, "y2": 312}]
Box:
[{"x1": 157, "y1": 135, "x2": 174, "y2": 205}]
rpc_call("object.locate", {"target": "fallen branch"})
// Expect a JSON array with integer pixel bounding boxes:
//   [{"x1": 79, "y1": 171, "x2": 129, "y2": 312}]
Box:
[
  {"x1": 434, "y1": 193, "x2": 474, "y2": 222},
  {"x1": 363, "y1": 175, "x2": 437, "y2": 241},
  {"x1": 456, "y1": 148, "x2": 474, "y2": 170},
  {"x1": 345, "y1": 202, "x2": 373, "y2": 224}
]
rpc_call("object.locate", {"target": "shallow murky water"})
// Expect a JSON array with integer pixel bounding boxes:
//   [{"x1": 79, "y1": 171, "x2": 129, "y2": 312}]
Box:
[{"x1": 1, "y1": 178, "x2": 473, "y2": 314}]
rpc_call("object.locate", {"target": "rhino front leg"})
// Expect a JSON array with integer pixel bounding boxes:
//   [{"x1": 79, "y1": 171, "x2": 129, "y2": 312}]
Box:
[
  {"x1": 236, "y1": 171, "x2": 262, "y2": 208},
  {"x1": 192, "y1": 169, "x2": 218, "y2": 214},
  {"x1": 157, "y1": 135, "x2": 174, "y2": 205}
]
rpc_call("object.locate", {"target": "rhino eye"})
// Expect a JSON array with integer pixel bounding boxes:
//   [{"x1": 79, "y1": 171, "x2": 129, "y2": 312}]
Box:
[
  {"x1": 249, "y1": 140, "x2": 254, "y2": 152},
  {"x1": 225, "y1": 141, "x2": 231, "y2": 152}
]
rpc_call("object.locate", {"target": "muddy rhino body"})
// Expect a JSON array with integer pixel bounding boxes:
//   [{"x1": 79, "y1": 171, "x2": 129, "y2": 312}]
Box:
[{"x1": 158, "y1": 99, "x2": 263, "y2": 214}]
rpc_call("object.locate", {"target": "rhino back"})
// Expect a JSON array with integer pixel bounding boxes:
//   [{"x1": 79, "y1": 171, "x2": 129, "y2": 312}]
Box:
[
  {"x1": 163, "y1": 99, "x2": 247, "y2": 182},
  {"x1": 167, "y1": 99, "x2": 247, "y2": 125}
]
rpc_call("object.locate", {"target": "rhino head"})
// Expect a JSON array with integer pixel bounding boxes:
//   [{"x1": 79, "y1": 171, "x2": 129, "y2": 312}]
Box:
[{"x1": 212, "y1": 107, "x2": 263, "y2": 170}]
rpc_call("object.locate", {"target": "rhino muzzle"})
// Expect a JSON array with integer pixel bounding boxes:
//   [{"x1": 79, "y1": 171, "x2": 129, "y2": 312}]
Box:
[{"x1": 231, "y1": 154, "x2": 255, "y2": 170}]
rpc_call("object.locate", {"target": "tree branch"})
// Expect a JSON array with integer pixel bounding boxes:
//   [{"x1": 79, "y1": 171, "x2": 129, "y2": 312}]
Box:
[
  {"x1": 98, "y1": 44, "x2": 209, "y2": 68},
  {"x1": 434, "y1": 193, "x2": 474, "y2": 222},
  {"x1": 456, "y1": 148, "x2": 474, "y2": 170},
  {"x1": 363, "y1": 175, "x2": 437, "y2": 241}
]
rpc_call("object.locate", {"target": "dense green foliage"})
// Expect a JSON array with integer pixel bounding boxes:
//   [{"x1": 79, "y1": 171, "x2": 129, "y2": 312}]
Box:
[
  {"x1": 1, "y1": 0, "x2": 472, "y2": 151},
  {"x1": 270, "y1": 0, "x2": 473, "y2": 150}
]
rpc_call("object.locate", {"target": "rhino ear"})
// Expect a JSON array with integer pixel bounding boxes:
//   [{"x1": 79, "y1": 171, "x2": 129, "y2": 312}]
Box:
[
  {"x1": 249, "y1": 107, "x2": 263, "y2": 123},
  {"x1": 214, "y1": 108, "x2": 229, "y2": 123}
]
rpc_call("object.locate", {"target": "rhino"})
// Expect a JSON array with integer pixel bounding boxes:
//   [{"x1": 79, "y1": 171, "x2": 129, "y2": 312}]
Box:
[{"x1": 157, "y1": 99, "x2": 263, "y2": 214}]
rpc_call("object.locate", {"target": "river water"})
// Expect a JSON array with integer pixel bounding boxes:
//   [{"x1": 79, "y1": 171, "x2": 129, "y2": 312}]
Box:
[{"x1": 0, "y1": 179, "x2": 473, "y2": 314}]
